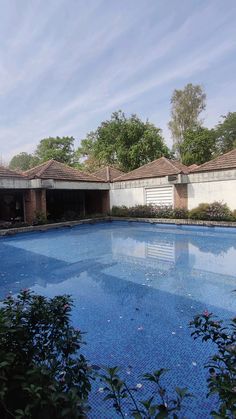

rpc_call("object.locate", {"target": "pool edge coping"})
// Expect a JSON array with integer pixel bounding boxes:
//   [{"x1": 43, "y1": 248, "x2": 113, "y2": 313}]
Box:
[{"x1": 0, "y1": 216, "x2": 236, "y2": 236}]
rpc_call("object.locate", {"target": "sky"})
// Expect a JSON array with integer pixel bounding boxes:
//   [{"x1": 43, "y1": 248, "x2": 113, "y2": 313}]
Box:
[{"x1": 0, "y1": 0, "x2": 236, "y2": 163}]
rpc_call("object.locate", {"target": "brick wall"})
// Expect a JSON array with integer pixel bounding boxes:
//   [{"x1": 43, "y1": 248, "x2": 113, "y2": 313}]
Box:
[
  {"x1": 174, "y1": 184, "x2": 188, "y2": 209},
  {"x1": 24, "y1": 189, "x2": 47, "y2": 223}
]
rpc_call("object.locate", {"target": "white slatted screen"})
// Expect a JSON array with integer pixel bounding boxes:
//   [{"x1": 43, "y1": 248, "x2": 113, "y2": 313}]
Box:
[
  {"x1": 147, "y1": 242, "x2": 175, "y2": 262},
  {"x1": 145, "y1": 186, "x2": 173, "y2": 206}
]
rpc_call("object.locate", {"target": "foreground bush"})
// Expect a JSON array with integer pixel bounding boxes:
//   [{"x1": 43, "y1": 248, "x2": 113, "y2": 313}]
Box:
[
  {"x1": 190, "y1": 311, "x2": 236, "y2": 418},
  {"x1": 0, "y1": 291, "x2": 91, "y2": 419},
  {"x1": 99, "y1": 367, "x2": 192, "y2": 418},
  {"x1": 0, "y1": 291, "x2": 235, "y2": 418},
  {"x1": 98, "y1": 311, "x2": 236, "y2": 419}
]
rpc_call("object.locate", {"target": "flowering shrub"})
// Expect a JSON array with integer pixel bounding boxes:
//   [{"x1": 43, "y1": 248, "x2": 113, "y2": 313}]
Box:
[
  {"x1": 128, "y1": 204, "x2": 158, "y2": 218},
  {"x1": 189, "y1": 202, "x2": 233, "y2": 221},
  {"x1": 111, "y1": 204, "x2": 189, "y2": 219},
  {"x1": 0, "y1": 290, "x2": 91, "y2": 419},
  {"x1": 173, "y1": 208, "x2": 189, "y2": 219},
  {"x1": 111, "y1": 202, "x2": 236, "y2": 221}
]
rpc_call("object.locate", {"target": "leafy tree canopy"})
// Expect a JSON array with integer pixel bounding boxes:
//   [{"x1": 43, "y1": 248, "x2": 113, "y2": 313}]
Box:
[
  {"x1": 35, "y1": 136, "x2": 77, "y2": 165},
  {"x1": 168, "y1": 83, "x2": 206, "y2": 157},
  {"x1": 179, "y1": 127, "x2": 216, "y2": 166},
  {"x1": 9, "y1": 152, "x2": 39, "y2": 171},
  {"x1": 215, "y1": 112, "x2": 236, "y2": 154},
  {"x1": 77, "y1": 111, "x2": 170, "y2": 172}
]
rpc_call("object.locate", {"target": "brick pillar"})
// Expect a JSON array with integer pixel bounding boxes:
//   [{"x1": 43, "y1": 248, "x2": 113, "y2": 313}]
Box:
[
  {"x1": 36, "y1": 189, "x2": 47, "y2": 214},
  {"x1": 174, "y1": 184, "x2": 188, "y2": 209},
  {"x1": 24, "y1": 189, "x2": 47, "y2": 224},
  {"x1": 101, "y1": 191, "x2": 110, "y2": 214}
]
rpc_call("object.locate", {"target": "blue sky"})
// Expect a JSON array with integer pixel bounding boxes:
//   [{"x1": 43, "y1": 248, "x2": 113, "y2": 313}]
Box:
[{"x1": 0, "y1": 0, "x2": 236, "y2": 162}]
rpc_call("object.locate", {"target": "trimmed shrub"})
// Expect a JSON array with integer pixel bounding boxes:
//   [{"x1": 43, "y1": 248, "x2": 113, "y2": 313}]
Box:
[
  {"x1": 173, "y1": 208, "x2": 189, "y2": 219},
  {"x1": 232, "y1": 209, "x2": 236, "y2": 221},
  {"x1": 189, "y1": 203, "x2": 210, "y2": 220},
  {"x1": 111, "y1": 205, "x2": 129, "y2": 217}
]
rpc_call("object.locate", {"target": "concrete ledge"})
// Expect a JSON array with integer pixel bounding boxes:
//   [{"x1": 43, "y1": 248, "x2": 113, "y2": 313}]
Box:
[
  {"x1": 0, "y1": 217, "x2": 109, "y2": 236},
  {"x1": 0, "y1": 216, "x2": 235, "y2": 237},
  {"x1": 110, "y1": 217, "x2": 236, "y2": 228}
]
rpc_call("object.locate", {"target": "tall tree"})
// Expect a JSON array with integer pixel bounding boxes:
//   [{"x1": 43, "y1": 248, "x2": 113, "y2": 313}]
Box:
[
  {"x1": 9, "y1": 152, "x2": 39, "y2": 171},
  {"x1": 77, "y1": 111, "x2": 170, "y2": 172},
  {"x1": 35, "y1": 136, "x2": 76, "y2": 165},
  {"x1": 168, "y1": 83, "x2": 206, "y2": 157},
  {"x1": 179, "y1": 127, "x2": 216, "y2": 166},
  {"x1": 215, "y1": 112, "x2": 236, "y2": 154}
]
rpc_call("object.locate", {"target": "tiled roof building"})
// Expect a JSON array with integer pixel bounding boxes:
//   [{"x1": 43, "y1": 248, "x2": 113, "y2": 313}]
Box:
[
  {"x1": 24, "y1": 159, "x2": 103, "y2": 182},
  {"x1": 93, "y1": 166, "x2": 124, "y2": 182},
  {"x1": 0, "y1": 166, "x2": 24, "y2": 178},
  {"x1": 114, "y1": 157, "x2": 189, "y2": 181},
  {"x1": 191, "y1": 148, "x2": 236, "y2": 172}
]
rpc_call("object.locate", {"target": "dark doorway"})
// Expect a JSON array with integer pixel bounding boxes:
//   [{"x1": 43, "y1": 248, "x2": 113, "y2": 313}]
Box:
[
  {"x1": 0, "y1": 190, "x2": 24, "y2": 222},
  {"x1": 46, "y1": 189, "x2": 109, "y2": 221},
  {"x1": 85, "y1": 190, "x2": 109, "y2": 215},
  {"x1": 46, "y1": 190, "x2": 85, "y2": 221}
]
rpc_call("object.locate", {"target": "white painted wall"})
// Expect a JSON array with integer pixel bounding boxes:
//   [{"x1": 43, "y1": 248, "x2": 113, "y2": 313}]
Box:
[
  {"x1": 0, "y1": 178, "x2": 29, "y2": 189},
  {"x1": 110, "y1": 176, "x2": 177, "y2": 209},
  {"x1": 188, "y1": 179, "x2": 236, "y2": 210},
  {"x1": 110, "y1": 187, "x2": 144, "y2": 208}
]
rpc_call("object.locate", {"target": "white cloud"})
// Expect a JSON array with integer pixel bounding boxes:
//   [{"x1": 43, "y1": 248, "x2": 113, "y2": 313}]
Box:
[{"x1": 0, "y1": 0, "x2": 236, "y2": 161}]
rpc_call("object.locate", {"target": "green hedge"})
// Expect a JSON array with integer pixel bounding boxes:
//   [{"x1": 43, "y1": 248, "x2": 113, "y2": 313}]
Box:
[{"x1": 111, "y1": 202, "x2": 236, "y2": 222}]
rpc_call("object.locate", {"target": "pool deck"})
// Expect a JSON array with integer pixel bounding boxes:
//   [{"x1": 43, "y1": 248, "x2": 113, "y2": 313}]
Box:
[{"x1": 0, "y1": 216, "x2": 236, "y2": 236}]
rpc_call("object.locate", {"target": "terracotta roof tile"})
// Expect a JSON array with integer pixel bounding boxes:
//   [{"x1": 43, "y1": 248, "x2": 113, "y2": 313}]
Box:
[
  {"x1": 93, "y1": 166, "x2": 124, "y2": 182},
  {"x1": 191, "y1": 148, "x2": 236, "y2": 172},
  {"x1": 23, "y1": 160, "x2": 103, "y2": 182},
  {"x1": 114, "y1": 157, "x2": 189, "y2": 182},
  {"x1": 0, "y1": 166, "x2": 24, "y2": 178},
  {"x1": 188, "y1": 164, "x2": 199, "y2": 170}
]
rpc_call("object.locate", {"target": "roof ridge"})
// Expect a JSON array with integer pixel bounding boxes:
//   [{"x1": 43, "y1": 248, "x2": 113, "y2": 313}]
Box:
[
  {"x1": 37, "y1": 159, "x2": 54, "y2": 177},
  {"x1": 113, "y1": 156, "x2": 170, "y2": 181},
  {"x1": 166, "y1": 158, "x2": 189, "y2": 173},
  {"x1": 23, "y1": 159, "x2": 54, "y2": 176},
  {"x1": 164, "y1": 157, "x2": 179, "y2": 169}
]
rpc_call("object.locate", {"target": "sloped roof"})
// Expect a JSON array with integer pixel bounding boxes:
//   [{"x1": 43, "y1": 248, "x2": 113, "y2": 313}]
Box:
[
  {"x1": 0, "y1": 166, "x2": 24, "y2": 178},
  {"x1": 188, "y1": 164, "x2": 199, "y2": 170},
  {"x1": 23, "y1": 160, "x2": 104, "y2": 182},
  {"x1": 191, "y1": 148, "x2": 236, "y2": 173},
  {"x1": 93, "y1": 166, "x2": 124, "y2": 182},
  {"x1": 114, "y1": 157, "x2": 189, "y2": 182}
]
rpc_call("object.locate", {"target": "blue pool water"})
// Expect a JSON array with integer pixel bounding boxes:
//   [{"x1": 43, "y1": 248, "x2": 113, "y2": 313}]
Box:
[{"x1": 0, "y1": 221, "x2": 235, "y2": 418}]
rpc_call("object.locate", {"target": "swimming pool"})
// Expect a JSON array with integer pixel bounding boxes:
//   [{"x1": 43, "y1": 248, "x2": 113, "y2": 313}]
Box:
[{"x1": 0, "y1": 221, "x2": 235, "y2": 418}]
